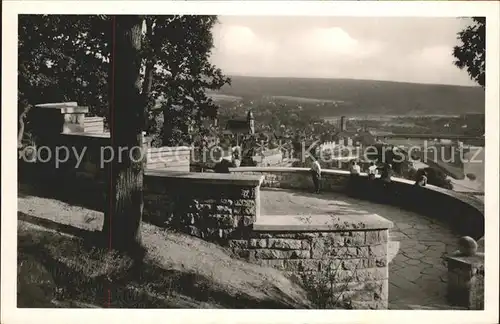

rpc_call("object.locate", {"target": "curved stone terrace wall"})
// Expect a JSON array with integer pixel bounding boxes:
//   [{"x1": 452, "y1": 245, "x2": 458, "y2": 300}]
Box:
[{"x1": 229, "y1": 167, "x2": 485, "y2": 241}]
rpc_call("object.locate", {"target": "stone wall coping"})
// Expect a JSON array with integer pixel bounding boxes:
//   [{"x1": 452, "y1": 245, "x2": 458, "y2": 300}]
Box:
[
  {"x1": 62, "y1": 132, "x2": 111, "y2": 138},
  {"x1": 445, "y1": 253, "x2": 485, "y2": 267},
  {"x1": 145, "y1": 170, "x2": 264, "y2": 186},
  {"x1": 253, "y1": 214, "x2": 393, "y2": 232},
  {"x1": 35, "y1": 102, "x2": 89, "y2": 114},
  {"x1": 231, "y1": 166, "x2": 415, "y2": 183},
  {"x1": 230, "y1": 166, "x2": 350, "y2": 176},
  {"x1": 148, "y1": 146, "x2": 192, "y2": 151},
  {"x1": 36, "y1": 101, "x2": 78, "y2": 107}
]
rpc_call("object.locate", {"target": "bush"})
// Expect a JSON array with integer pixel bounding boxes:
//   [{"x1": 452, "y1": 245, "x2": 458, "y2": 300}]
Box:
[
  {"x1": 423, "y1": 167, "x2": 454, "y2": 190},
  {"x1": 299, "y1": 260, "x2": 354, "y2": 309}
]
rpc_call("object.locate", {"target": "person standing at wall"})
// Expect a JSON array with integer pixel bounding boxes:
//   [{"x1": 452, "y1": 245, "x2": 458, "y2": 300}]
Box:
[
  {"x1": 379, "y1": 163, "x2": 393, "y2": 183},
  {"x1": 310, "y1": 157, "x2": 322, "y2": 194},
  {"x1": 348, "y1": 160, "x2": 361, "y2": 195},
  {"x1": 378, "y1": 163, "x2": 394, "y2": 203}
]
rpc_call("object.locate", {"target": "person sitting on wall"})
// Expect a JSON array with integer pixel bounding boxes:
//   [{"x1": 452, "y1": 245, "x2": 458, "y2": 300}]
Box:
[
  {"x1": 310, "y1": 156, "x2": 322, "y2": 194},
  {"x1": 367, "y1": 161, "x2": 378, "y2": 180},
  {"x1": 415, "y1": 170, "x2": 428, "y2": 187},
  {"x1": 350, "y1": 160, "x2": 361, "y2": 176},
  {"x1": 232, "y1": 146, "x2": 241, "y2": 168},
  {"x1": 214, "y1": 157, "x2": 234, "y2": 173}
]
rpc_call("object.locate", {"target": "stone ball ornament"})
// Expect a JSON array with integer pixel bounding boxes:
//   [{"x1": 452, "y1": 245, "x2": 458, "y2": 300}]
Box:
[{"x1": 457, "y1": 236, "x2": 478, "y2": 256}]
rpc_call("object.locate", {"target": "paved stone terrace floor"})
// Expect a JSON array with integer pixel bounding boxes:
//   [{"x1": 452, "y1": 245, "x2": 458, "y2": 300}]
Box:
[{"x1": 260, "y1": 188, "x2": 462, "y2": 310}]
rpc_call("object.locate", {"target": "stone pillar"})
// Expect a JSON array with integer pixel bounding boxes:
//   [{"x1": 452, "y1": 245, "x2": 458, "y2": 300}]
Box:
[{"x1": 446, "y1": 253, "x2": 484, "y2": 309}]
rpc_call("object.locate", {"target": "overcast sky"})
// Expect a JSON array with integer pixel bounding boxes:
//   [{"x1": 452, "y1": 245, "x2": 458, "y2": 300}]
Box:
[{"x1": 210, "y1": 16, "x2": 477, "y2": 86}]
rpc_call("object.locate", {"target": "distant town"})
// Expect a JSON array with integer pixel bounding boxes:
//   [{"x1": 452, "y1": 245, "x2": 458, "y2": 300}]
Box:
[{"x1": 188, "y1": 88, "x2": 485, "y2": 195}]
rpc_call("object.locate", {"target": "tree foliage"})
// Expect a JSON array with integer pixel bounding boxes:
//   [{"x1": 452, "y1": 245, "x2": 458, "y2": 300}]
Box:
[
  {"x1": 18, "y1": 15, "x2": 230, "y2": 147},
  {"x1": 18, "y1": 15, "x2": 109, "y2": 146},
  {"x1": 144, "y1": 15, "x2": 230, "y2": 146},
  {"x1": 18, "y1": 15, "x2": 110, "y2": 114},
  {"x1": 453, "y1": 17, "x2": 486, "y2": 87},
  {"x1": 420, "y1": 167, "x2": 453, "y2": 190}
]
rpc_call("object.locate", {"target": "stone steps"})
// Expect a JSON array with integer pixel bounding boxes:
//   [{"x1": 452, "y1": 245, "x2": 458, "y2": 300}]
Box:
[{"x1": 83, "y1": 116, "x2": 104, "y2": 133}]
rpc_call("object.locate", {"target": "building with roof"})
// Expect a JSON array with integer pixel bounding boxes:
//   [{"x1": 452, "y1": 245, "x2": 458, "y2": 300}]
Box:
[
  {"x1": 222, "y1": 110, "x2": 255, "y2": 147},
  {"x1": 329, "y1": 116, "x2": 378, "y2": 147},
  {"x1": 224, "y1": 111, "x2": 255, "y2": 135}
]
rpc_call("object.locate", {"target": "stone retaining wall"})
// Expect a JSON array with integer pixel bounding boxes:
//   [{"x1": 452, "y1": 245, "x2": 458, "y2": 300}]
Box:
[
  {"x1": 143, "y1": 170, "x2": 263, "y2": 243},
  {"x1": 229, "y1": 214, "x2": 392, "y2": 309}
]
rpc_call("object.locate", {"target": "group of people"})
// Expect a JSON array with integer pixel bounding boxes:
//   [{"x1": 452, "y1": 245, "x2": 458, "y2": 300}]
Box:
[
  {"x1": 347, "y1": 160, "x2": 393, "y2": 181},
  {"x1": 309, "y1": 158, "x2": 428, "y2": 194},
  {"x1": 212, "y1": 147, "x2": 242, "y2": 173},
  {"x1": 346, "y1": 161, "x2": 394, "y2": 195},
  {"x1": 214, "y1": 152, "x2": 428, "y2": 192}
]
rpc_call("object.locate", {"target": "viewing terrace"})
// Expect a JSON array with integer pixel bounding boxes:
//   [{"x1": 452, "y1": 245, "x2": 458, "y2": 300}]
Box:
[
  {"x1": 21, "y1": 102, "x2": 485, "y2": 310},
  {"x1": 230, "y1": 167, "x2": 485, "y2": 309}
]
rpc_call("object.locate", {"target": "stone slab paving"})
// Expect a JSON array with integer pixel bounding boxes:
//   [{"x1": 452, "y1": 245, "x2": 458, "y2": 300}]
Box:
[{"x1": 260, "y1": 188, "x2": 462, "y2": 310}]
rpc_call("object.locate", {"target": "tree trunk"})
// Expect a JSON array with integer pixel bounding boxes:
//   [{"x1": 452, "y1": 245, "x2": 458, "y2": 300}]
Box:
[
  {"x1": 142, "y1": 61, "x2": 154, "y2": 131},
  {"x1": 141, "y1": 17, "x2": 154, "y2": 97},
  {"x1": 143, "y1": 63, "x2": 154, "y2": 96},
  {"x1": 103, "y1": 15, "x2": 145, "y2": 252},
  {"x1": 141, "y1": 18, "x2": 154, "y2": 130}
]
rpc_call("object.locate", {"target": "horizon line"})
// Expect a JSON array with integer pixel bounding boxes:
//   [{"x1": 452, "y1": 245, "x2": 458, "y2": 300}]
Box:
[{"x1": 221, "y1": 73, "x2": 482, "y2": 88}]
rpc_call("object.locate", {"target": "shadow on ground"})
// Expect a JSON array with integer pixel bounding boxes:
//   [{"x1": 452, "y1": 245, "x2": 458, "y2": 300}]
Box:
[
  {"x1": 18, "y1": 212, "x2": 310, "y2": 309},
  {"x1": 18, "y1": 180, "x2": 105, "y2": 212}
]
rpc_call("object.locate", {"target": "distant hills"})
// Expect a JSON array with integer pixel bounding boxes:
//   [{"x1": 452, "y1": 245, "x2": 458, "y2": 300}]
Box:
[{"x1": 214, "y1": 75, "x2": 485, "y2": 117}]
